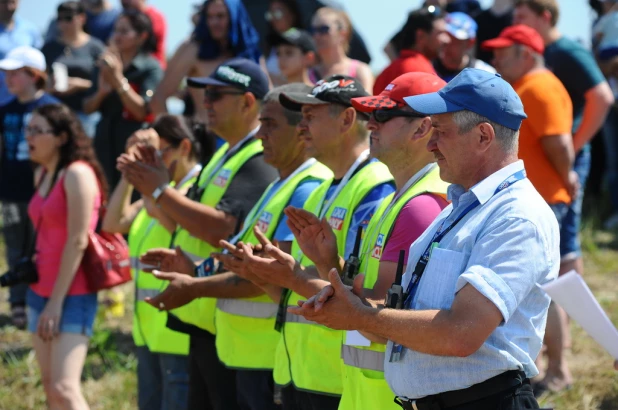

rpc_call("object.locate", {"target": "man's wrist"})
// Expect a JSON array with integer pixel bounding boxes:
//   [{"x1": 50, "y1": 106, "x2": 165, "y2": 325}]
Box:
[{"x1": 152, "y1": 183, "x2": 170, "y2": 203}]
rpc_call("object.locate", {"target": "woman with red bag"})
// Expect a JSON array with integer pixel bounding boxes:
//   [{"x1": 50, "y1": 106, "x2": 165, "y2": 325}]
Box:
[{"x1": 25, "y1": 103, "x2": 108, "y2": 410}]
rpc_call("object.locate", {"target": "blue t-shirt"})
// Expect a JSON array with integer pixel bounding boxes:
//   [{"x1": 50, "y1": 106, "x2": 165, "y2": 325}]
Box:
[
  {"x1": 0, "y1": 93, "x2": 59, "y2": 202},
  {"x1": 86, "y1": 8, "x2": 121, "y2": 44},
  {"x1": 273, "y1": 178, "x2": 323, "y2": 242},
  {"x1": 544, "y1": 37, "x2": 606, "y2": 134},
  {"x1": 0, "y1": 17, "x2": 43, "y2": 105}
]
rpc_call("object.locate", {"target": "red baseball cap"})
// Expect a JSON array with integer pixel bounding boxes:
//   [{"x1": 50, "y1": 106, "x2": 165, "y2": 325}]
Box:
[
  {"x1": 352, "y1": 72, "x2": 447, "y2": 113},
  {"x1": 481, "y1": 24, "x2": 545, "y2": 54}
]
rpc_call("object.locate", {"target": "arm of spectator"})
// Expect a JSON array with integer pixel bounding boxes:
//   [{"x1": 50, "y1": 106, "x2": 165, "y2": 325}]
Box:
[
  {"x1": 150, "y1": 40, "x2": 198, "y2": 116},
  {"x1": 101, "y1": 177, "x2": 143, "y2": 234},
  {"x1": 82, "y1": 68, "x2": 111, "y2": 114},
  {"x1": 573, "y1": 81, "x2": 615, "y2": 152},
  {"x1": 541, "y1": 134, "x2": 576, "y2": 191}
]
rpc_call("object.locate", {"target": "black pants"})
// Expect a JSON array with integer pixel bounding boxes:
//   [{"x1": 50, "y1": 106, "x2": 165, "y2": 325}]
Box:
[
  {"x1": 280, "y1": 385, "x2": 340, "y2": 410},
  {"x1": 445, "y1": 380, "x2": 539, "y2": 410},
  {"x1": 236, "y1": 370, "x2": 281, "y2": 410},
  {"x1": 187, "y1": 332, "x2": 240, "y2": 410}
]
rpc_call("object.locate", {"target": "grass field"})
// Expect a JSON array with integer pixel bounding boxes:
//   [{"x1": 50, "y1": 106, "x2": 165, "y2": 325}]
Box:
[{"x1": 1, "y1": 219, "x2": 618, "y2": 409}]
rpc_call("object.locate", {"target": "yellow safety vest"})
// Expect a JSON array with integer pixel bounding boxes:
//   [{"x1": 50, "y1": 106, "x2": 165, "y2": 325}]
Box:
[
  {"x1": 274, "y1": 160, "x2": 394, "y2": 396},
  {"x1": 339, "y1": 165, "x2": 448, "y2": 410},
  {"x1": 215, "y1": 161, "x2": 332, "y2": 370},
  {"x1": 129, "y1": 175, "x2": 198, "y2": 355},
  {"x1": 170, "y1": 138, "x2": 265, "y2": 334}
]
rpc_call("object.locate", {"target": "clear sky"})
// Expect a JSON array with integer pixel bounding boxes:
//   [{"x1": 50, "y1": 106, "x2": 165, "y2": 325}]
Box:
[{"x1": 20, "y1": 0, "x2": 595, "y2": 73}]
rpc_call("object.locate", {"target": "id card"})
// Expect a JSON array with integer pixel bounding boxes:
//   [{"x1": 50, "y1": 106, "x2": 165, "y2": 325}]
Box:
[{"x1": 390, "y1": 343, "x2": 404, "y2": 362}]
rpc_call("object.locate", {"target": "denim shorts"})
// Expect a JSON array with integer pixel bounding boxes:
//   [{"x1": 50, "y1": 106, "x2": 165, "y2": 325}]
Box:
[{"x1": 26, "y1": 288, "x2": 98, "y2": 337}]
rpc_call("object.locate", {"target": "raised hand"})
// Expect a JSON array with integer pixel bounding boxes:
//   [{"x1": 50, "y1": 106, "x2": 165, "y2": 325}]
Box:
[
  {"x1": 144, "y1": 271, "x2": 198, "y2": 310},
  {"x1": 139, "y1": 246, "x2": 195, "y2": 275}
]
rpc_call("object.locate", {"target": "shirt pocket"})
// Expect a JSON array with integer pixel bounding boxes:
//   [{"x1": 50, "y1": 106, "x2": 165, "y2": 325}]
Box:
[{"x1": 414, "y1": 248, "x2": 465, "y2": 311}]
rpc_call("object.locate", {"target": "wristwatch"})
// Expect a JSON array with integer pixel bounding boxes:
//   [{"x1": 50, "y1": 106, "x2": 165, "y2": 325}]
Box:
[{"x1": 152, "y1": 183, "x2": 169, "y2": 203}]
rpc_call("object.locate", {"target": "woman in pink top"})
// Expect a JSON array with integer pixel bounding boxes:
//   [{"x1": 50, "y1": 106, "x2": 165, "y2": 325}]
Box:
[
  {"x1": 25, "y1": 103, "x2": 107, "y2": 410},
  {"x1": 308, "y1": 8, "x2": 374, "y2": 92}
]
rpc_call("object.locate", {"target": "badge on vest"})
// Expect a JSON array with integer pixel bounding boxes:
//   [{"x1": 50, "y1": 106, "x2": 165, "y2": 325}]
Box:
[
  {"x1": 214, "y1": 169, "x2": 231, "y2": 187},
  {"x1": 256, "y1": 211, "x2": 272, "y2": 233},
  {"x1": 328, "y1": 207, "x2": 347, "y2": 230},
  {"x1": 371, "y1": 234, "x2": 385, "y2": 259}
]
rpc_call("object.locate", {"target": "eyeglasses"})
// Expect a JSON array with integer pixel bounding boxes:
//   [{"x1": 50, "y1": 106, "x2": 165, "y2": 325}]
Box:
[
  {"x1": 309, "y1": 25, "x2": 332, "y2": 35},
  {"x1": 25, "y1": 126, "x2": 54, "y2": 136},
  {"x1": 371, "y1": 109, "x2": 426, "y2": 124},
  {"x1": 156, "y1": 145, "x2": 174, "y2": 157},
  {"x1": 203, "y1": 88, "x2": 246, "y2": 103},
  {"x1": 57, "y1": 14, "x2": 75, "y2": 22},
  {"x1": 265, "y1": 9, "x2": 284, "y2": 22}
]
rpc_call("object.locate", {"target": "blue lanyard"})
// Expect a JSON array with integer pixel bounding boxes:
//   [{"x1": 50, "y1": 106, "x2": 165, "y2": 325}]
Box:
[{"x1": 402, "y1": 169, "x2": 526, "y2": 309}]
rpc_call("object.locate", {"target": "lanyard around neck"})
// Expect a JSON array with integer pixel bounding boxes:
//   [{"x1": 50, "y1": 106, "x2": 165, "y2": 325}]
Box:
[{"x1": 202, "y1": 127, "x2": 259, "y2": 188}]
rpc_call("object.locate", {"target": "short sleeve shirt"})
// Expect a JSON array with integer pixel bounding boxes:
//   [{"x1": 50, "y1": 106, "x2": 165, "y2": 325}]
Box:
[
  {"x1": 514, "y1": 70, "x2": 573, "y2": 205},
  {"x1": 373, "y1": 51, "x2": 437, "y2": 95},
  {"x1": 544, "y1": 37, "x2": 606, "y2": 134}
]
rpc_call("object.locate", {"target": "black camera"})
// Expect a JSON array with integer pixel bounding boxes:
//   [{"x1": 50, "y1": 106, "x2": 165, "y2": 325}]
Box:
[{"x1": 0, "y1": 257, "x2": 39, "y2": 287}]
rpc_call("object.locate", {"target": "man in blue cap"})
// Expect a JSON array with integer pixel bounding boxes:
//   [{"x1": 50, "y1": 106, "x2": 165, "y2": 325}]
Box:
[
  {"x1": 287, "y1": 68, "x2": 559, "y2": 410},
  {"x1": 434, "y1": 12, "x2": 496, "y2": 82}
]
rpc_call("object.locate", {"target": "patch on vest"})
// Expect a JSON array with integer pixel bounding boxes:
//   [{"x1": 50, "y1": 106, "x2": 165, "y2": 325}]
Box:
[
  {"x1": 256, "y1": 211, "x2": 272, "y2": 233},
  {"x1": 371, "y1": 234, "x2": 385, "y2": 259},
  {"x1": 328, "y1": 207, "x2": 347, "y2": 231},
  {"x1": 214, "y1": 169, "x2": 231, "y2": 187}
]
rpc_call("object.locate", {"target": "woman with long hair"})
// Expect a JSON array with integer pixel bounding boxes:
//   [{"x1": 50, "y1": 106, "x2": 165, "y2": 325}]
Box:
[
  {"x1": 25, "y1": 103, "x2": 108, "y2": 409},
  {"x1": 308, "y1": 7, "x2": 374, "y2": 92},
  {"x1": 102, "y1": 114, "x2": 203, "y2": 409},
  {"x1": 42, "y1": 1, "x2": 105, "y2": 137},
  {"x1": 150, "y1": 0, "x2": 262, "y2": 122},
  {"x1": 83, "y1": 9, "x2": 163, "y2": 189}
]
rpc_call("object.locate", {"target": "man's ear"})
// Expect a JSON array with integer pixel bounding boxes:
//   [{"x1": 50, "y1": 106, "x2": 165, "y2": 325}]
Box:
[
  {"x1": 477, "y1": 122, "x2": 496, "y2": 152},
  {"x1": 411, "y1": 117, "x2": 434, "y2": 141}
]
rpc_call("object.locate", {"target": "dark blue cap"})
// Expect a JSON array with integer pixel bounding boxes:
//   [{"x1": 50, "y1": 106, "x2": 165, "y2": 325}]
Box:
[
  {"x1": 187, "y1": 57, "x2": 270, "y2": 100},
  {"x1": 403, "y1": 68, "x2": 527, "y2": 130}
]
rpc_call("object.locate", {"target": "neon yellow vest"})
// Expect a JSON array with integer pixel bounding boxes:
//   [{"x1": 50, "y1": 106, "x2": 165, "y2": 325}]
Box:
[
  {"x1": 274, "y1": 160, "x2": 393, "y2": 396},
  {"x1": 338, "y1": 165, "x2": 448, "y2": 410},
  {"x1": 129, "y1": 177, "x2": 198, "y2": 355},
  {"x1": 215, "y1": 162, "x2": 332, "y2": 370},
  {"x1": 171, "y1": 139, "x2": 264, "y2": 334}
]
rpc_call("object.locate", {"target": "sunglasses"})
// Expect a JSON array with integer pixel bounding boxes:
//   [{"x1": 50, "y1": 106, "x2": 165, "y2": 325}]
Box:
[
  {"x1": 309, "y1": 25, "x2": 332, "y2": 35},
  {"x1": 203, "y1": 88, "x2": 246, "y2": 102},
  {"x1": 57, "y1": 14, "x2": 75, "y2": 22},
  {"x1": 25, "y1": 126, "x2": 54, "y2": 136},
  {"x1": 265, "y1": 9, "x2": 284, "y2": 22},
  {"x1": 371, "y1": 109, "x2": 426, "y2": 124}
]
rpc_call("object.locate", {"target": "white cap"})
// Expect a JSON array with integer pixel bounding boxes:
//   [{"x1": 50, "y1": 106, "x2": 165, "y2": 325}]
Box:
[{"x1": 0, "y1": 46, "x2": 46, "y2": 72}]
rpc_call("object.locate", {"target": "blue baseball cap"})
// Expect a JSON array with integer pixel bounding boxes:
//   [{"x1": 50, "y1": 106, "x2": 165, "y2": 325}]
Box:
[
  {"x1": 403, "y1": 68, "x2": 527, "y2": 131},
  {"x1": 445, "y1": 12, "x2": 477, "y2": 40},
  {"x1": 187, "y1": 57, "x2": 270, "y2": 100}
]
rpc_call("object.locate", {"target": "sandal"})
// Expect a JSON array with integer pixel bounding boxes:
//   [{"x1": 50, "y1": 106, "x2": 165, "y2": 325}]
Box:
[{"x1": 11, "y1": 305, "x2": 27, "y2": 330}]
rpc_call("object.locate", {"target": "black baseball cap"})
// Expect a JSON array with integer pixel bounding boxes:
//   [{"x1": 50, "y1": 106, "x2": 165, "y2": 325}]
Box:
[
  {"x1": 273, "y1": 28, "x2": 317, "y2": 54},
  {"x1": 279, "y1": 75, "x2": 370, "y2": 112},
  {"x1": 187, "y1": 57, "x2": 270, "y2": 100}
]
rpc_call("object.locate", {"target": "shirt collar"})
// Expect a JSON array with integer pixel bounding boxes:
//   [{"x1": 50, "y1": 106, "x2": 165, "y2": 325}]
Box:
[
  {"x1": 447, "y1": 160, "x2": 525, "y2": 206},
  {"x1": 128, "y1": 53, "x2": 152, "y2": 71}
]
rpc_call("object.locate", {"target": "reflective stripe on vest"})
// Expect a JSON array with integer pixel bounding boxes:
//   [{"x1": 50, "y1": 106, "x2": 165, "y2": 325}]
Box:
[
  {"x1": 216, "y1": 299, "x2": 278, "y2": 318},
  {"x1": 135, "y1": 288, "x2": 161, "y2": 301},
  {"x1": 341, "y1": 344, "x2": 385, "y2": 372}
]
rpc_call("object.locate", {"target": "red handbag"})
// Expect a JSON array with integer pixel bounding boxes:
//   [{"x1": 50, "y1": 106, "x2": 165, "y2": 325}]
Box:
[{"x1": 81, "y1": 209, "x2": 132, "y2": 293}]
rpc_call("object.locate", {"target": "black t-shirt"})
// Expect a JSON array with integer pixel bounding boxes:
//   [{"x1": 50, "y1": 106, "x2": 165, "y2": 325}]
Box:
[
  {"x1": 41, "y1": 37, "x2": 105, "y2": 112},
  {"x1": 0, "y1": 93, "x2": 60, "y2": 202},
  {"x1": 475, "y1": 8, "x2": 513, "y2": 64}
]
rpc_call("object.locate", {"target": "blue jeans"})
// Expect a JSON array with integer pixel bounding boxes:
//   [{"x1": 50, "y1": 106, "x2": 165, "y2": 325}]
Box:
[
  {"x1": 558, "y1": 148, "x2": 590, "y2": 261},
  {"x1": 26, "y1": 289, "x2": 98, "y2": 336},
  {"x1": 2, "y1": 201, "x2": 33, "y2": 306},
  {"x1": 136, "y1": 346, "x2": 189, "y2": 410}
]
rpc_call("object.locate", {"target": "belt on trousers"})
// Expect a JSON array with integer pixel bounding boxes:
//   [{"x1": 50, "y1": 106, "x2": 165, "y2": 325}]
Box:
[{"x1": 394, "y1": 370, "x2": 526, "y2": 410}]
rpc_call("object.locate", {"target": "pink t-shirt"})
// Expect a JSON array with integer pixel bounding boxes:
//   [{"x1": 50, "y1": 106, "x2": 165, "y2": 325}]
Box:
[
  {"x1": 28, "y1": 164, "x2": 102, "y2": 297},
  {"x1": 380, "y1": 193, "x2": 448, "y2": 264}
]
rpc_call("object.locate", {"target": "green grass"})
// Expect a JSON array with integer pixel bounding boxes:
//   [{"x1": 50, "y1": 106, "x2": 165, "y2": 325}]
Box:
[{"x1": 0, "y1": 217, "x2": 618, "y2": 409}]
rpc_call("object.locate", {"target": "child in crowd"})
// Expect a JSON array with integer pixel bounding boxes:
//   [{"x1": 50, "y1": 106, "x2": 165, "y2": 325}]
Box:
[{"x1": 273, "y1": 28, "x2": 317, "y2": 86}]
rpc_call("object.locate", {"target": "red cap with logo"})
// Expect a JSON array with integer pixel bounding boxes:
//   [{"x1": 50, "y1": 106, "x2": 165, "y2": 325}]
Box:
[
  {"x1": 352, "y1": 72, "x2": 447, "y2": 113},
  {"x1": 481, "y1": 24, "x2": 545, "y2": 54}
]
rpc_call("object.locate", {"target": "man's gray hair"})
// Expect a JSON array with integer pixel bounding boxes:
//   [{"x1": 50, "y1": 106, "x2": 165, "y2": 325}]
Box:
[
  {"x1": 452, "y1": 110, "x2": 519, "y2": 154},
  {"x1": 263, "y1": 83, "x2": 312, "y2": 126}
]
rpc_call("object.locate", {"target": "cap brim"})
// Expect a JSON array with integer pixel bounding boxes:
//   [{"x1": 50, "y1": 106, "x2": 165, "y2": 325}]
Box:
[
  {"x1": 0, "y1": 59, "x2": 25, "y2": 71},
  {"x1": 403, "y1": 92, "x2": 464, "y2": 116},
  {"x1": 446, "y1": 27, "x2": 472, "y2": 41},
  {"x1": 279, "y1": 92, "x2": 328, "y2": 112},
  {"x1": 187, "y1": 76, "x2": 232, "y2": 89},
  {"x1": 351, "y1": 95, "x2": 399, "y2": 113},
  {"x1": 481, "y1": 38, "x2": 514, "y2": 51}
]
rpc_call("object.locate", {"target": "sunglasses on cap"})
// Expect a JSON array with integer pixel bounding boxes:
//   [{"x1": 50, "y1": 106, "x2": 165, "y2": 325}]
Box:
[
  {"x1": 265, "y1": 9, "x2": 284, "y2": 22},
  {"x1": 203, "y1": 88, "x2": 246, "y2": 103},
  {"x1": 371, "y1": 109, "x2": 426, "y2": 124},
  {"x1": 419, "y1": 4, "x2": 444, "y2": 17}
]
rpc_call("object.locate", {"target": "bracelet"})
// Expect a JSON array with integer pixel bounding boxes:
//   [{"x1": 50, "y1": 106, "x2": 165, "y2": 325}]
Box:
[
  {"x1": 117, "y1": 77, "x2": 130, "y2": 95},
  {"x1": 152, "y1": 183, "x2": 169, "y2": 203}
]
